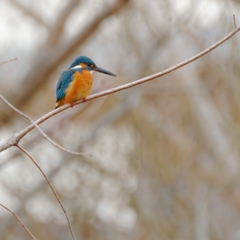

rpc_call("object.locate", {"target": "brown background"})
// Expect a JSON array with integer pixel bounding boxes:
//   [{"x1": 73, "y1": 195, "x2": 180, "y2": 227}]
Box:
[{"x1": 0, "y1": 0, "x2": 240, "y2": 239}]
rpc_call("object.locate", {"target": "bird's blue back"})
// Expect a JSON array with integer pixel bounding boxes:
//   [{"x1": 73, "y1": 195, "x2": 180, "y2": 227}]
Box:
[{"x1": 55, "y1": 69, "x2": 82, "y2": 101}]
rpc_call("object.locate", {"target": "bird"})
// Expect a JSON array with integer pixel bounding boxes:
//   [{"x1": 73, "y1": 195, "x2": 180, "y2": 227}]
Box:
[{"x1": 55, "y1": 56, "x2": 116, "y2": 108}]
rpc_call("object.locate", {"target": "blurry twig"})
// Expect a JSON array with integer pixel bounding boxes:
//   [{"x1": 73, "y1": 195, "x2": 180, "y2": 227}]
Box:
[
  {"x1": 0, "y1": 203, "x2": 37, "y2": 240},
  {"x1": 9, "y1": 0, "x2": 49, "y2": 29},
  {"x1": 16, "y1": 145, "x2": 75, "y2": 240},
  {"x1": 47, "y1": 0, "x2": 80, "y2": 46},
  {"x1": 0, "y1": 25, "x2": 240, "y2": 153},
  {"x1": 0, "y1": 95, "x2": 90, "y2": 157},
  {"x1": 0, "y1": 58, "x2": 17, "y2": 66},
  {"x1": 233, "y1": 14, "x2": 237, "y2": 28}
]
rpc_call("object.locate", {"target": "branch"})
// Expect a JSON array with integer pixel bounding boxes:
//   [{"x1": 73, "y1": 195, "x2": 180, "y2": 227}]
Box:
[
  {"x1": 0, "y1": 58, "x2": 17, "y2": 66},
  {"x1": 16, "y1": 145, "x2": 75, "y2": 240},
  {"x1": 0, "y1": 26, "x2": 240, "y2": 153},
  {"x1": 0, "y1": 95, "x2": 91, "y2": 157},
  {"x1": 0, "y1": 203, "x2": 37, "y2": 240}
]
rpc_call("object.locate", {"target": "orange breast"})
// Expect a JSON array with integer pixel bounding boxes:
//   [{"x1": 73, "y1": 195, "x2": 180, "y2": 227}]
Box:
[{"x1": 64, "y1": 70, "x2": 93, "y2": 104}]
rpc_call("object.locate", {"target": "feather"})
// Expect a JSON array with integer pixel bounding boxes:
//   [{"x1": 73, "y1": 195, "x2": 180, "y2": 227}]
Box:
[{"x1": 55, "y1": 70, "x2": 74, "y2": 101}]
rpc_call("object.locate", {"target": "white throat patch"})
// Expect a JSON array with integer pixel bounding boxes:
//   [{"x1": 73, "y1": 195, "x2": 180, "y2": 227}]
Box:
[{"x1": 71, "y1": 65, "x2": 82, "y2": 70}]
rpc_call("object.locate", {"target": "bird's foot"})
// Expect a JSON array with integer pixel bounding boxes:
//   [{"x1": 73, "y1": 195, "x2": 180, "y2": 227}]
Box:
[
  {"x1": 83, "y1": 98, "x2": 86, "y2": 102},
  {"x1": 69, "y1": 102, "x2": 74, "y2": 108}
]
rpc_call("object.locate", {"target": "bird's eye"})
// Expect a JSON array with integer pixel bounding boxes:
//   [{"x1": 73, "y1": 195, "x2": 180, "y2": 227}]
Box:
[{"x1": 89, "y1": 64, "x2": 94, "y2": 68}]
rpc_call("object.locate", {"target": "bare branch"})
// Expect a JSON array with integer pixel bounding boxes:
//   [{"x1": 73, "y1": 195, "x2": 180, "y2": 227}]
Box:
[
  {"x1": 0, "y1": 26, "x2": 240, "y2": 153},
  {"x1": 0, "y1": 95, "x2": 90, "y2": 157},
  {"x1": 0, "y1": 58, "x2": 17, "y2": 66},
  {"x1": 16, "y1": 145, "x2": 75, "y2": 240},
  {"x1": 80, "y1": 26, "x2": 240, "y2": 105},
  {"x1": 0, "y1": 203, "x2": 37, "y2": 240}
]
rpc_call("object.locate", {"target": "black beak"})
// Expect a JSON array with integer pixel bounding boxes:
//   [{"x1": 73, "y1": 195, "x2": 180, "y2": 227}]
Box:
[{"x1": 94, "y1": 66, "x2": 116, "y2": 77}]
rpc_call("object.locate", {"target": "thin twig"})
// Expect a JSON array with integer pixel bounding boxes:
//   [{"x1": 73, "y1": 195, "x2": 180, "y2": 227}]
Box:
[
  {"x1": 0, "y1": 95, "x2": 90, "y2": 157},
  {"x1": 46, "y1": 0, "x2": 80, "y2": 47},
  {"x1": 79, "y1": 26, "x2": 240, "y2": 104},
  {"x1": 0, "y1": 203, "x2": 37, "y2": 240},
  {"x1": 17, "y1": 145, "x2": 75, "y2": 240},
  {"x1": 233, "y1": 14, "x2": 237, "y2": 28},
  {"x1": 0, "y1": 26, "x2": 240, "y2": 152},
  {"x1": 0, "y1": 58, "x2": 17, "y2": 66}
]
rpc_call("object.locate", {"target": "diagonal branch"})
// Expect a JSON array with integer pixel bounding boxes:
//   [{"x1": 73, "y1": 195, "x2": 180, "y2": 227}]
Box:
[
  {"x1": 0, "y1": 203, "x2": 37, "y2": 240},
  {"x1": 0, "y1": 58, "x2": 17, "y2": 66},
  {"x1": 16, "y1": 145, "x2": 75, "y2": 240},
  {"x1": 0, "y1": 25, "x2": 240, "y2": 153},
  {"x1": 0, "y1": 95, "x2": 91, "y2": 157},
  {"x1": 9, "y1": 0, "x2": 49, "y2": 29}
]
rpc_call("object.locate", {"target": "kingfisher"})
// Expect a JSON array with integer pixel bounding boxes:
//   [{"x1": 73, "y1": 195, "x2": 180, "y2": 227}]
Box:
[{"x1": 55, "y1": 56, "x2": 116, "y2": 108}]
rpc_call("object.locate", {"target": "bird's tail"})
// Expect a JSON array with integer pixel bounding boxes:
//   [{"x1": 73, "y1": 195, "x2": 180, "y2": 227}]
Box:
[{"x1": 55, "y1": 102, "x2": 59, "y2": 109}]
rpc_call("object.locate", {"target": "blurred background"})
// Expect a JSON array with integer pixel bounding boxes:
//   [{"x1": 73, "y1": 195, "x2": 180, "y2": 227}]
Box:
[{"x1": 0, "y1": 0, "x2": 240, "y2": 239}]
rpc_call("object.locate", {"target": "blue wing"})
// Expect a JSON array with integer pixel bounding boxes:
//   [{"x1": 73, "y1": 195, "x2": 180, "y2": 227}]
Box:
[{"x1": 55, "y1": 70, "x2": 74, "y2": 101}]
